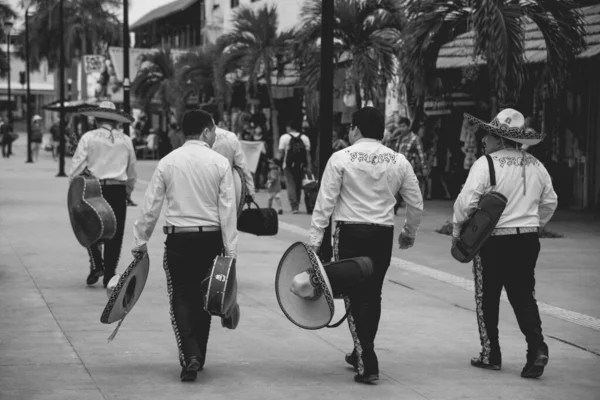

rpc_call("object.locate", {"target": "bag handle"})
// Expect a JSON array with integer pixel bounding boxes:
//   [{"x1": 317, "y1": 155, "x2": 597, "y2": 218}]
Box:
[
  {"x1": 485, "y1": 155, "x2": 496, "y2": 187},
  {"x1": 326, "y1": 306, "x2": 350, "y2": 328}
]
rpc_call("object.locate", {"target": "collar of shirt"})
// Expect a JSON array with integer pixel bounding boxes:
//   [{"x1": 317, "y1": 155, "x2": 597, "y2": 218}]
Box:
[
  {"x1": 354, "y1": 138, "x2": 380, "y2": 145},
  {"x1": 183, "y1": 140, "x2": 210, "y2": 149}
]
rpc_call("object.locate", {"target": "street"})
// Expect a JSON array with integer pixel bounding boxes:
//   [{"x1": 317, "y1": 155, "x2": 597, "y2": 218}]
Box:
[{"x1": 1, "y1": 136, "x2": 599, "y2": 400}]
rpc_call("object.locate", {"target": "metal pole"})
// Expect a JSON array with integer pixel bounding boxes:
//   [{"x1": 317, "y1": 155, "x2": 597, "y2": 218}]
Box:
[
  {"x1": 7, "y1": 31, "x2": 11, "y2": 128},
  {"x1": 122, "y1": 0, "x2": 131, "y2": 136},
  {"x1": 25, "y1": 10, "x2": 33, "y2": 163},
  {"x1": 318, "y1": 0, "x2": 334, "y2": 262},
  {"x1": 57, "y1": 0, "x2": 67, "y2": 177}
]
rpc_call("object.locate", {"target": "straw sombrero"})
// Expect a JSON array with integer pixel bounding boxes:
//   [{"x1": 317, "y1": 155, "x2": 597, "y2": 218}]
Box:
[
  {"x1": 232, "y1": 165, "x2": 249, "y2": 217},
  {"x1": 79, "y1": 101, "x2": 134, "y2": 124},
  {"x1": 275, "y1": 242, "x2": 373, "y2": 330},
  {"x1": 101, "y1": 253, "x2": 149, "y2": 341},
  {"x1": 464, "y1": 108, "x2": 545, "y2": 146}
]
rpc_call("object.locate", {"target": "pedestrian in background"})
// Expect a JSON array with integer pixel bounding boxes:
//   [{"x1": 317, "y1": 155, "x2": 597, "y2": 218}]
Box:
[
  {"x1": 266, "y1": 158, "x2": 283, "y2": 215},
  {"x1": 31, "y1": 115, "x2": 44, "y2": 162}
]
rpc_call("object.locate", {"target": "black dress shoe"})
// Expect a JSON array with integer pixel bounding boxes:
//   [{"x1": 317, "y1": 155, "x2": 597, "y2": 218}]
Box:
[
  {"x1": 521, "y1": 348, "x2": 549, "y2": 379},
  {"x1": 345, "y1": 352, "x2": 358, "y2": 371},
  {"x1": 470, "y1": 356, "x2": 501, "y2": 370},
  {"x1": 354, "y1": 373, "x2": 379, "y2": 384},
  {"x1": 86, "y1": 268, "x2": 104, "y2": 286},
  {"x1": 180, "y1": 356, "x2": 201, "y2": 382}
]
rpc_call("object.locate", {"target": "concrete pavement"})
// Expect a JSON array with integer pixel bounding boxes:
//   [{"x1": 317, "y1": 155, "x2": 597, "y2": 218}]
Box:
[{"x1": 1, "y1": 135, "x2": 599, "y2": 400}]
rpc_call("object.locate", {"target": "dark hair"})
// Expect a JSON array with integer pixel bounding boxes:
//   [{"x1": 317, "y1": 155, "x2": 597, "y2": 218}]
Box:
[
  {"x1": 285, "y1": 120, "x2": 301, "y2": 131},
  {"x1": 398, "y1": 117, "x2": 411, "y2": 127},
  {"x1": 182, "y1": 110, "x2": 214, "y2": 137},
  {"x1": 351, "y1": 107, "x2": 385, "y2": 140}
]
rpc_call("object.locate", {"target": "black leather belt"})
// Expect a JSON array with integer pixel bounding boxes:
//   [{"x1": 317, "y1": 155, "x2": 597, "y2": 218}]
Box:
[
  {"x1": 99, "y1": 179, "x2": 126, "y2": 186},
  {"x1": 163, "y1": 226, "x2": 221, "y2": 234}
]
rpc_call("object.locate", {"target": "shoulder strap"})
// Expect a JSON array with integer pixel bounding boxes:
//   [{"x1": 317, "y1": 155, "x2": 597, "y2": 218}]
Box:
[{"x1": 485, "y1": 155, "x2": 496, "y2": 187}]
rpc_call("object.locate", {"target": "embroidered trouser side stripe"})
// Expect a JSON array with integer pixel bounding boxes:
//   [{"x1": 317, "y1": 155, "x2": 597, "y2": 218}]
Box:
[
  {"x1": 472, "y1": 254, "x2": 493, "y2": 364},
  {"x1": 163, "y1": 244, "x2": 186, "y2": 367},
  {"x1": 334, "y1": 223, "x2": 365, "y2": 375}
]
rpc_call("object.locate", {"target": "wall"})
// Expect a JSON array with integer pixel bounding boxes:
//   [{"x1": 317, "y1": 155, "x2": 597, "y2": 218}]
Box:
[{"x1": 222, "y1": 0, "x2": 304, "y2": 33}]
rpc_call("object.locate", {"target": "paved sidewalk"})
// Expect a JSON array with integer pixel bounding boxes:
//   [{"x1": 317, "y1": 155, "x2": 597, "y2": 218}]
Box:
[{"x1": 1, "y1": 137, "x2": 599, "y2": 400}]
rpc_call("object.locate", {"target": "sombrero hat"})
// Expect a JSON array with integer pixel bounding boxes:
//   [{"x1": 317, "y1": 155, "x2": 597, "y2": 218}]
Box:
[
  {"x1": 232, "y1": 165, "x2": 249, "y2": 218},
  {"x1": 79, "y1": 101, "x2": 134, "y2": 124},
  {"x1": 275, "y1": 242, "x2": 373, "y2": 330},
  {"x1": 100, "y1": 253, "x2": 149, "y2": 341},
  {"x1": 464, "y1": 108, "x2": 545, "y2": 146}
]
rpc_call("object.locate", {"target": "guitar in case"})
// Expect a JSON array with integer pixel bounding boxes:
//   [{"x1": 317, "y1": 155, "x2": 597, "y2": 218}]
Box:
[
  {"x1": 67, "y1": 172, "x2": 117, "y2": 248},
  {"x1": 201, "y1": 256, "x2": 240, "y2": 330}
]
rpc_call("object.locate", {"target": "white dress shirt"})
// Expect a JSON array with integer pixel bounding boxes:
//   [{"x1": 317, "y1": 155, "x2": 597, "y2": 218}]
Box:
[
  {"x1": 132, "y1": 140, "x2": 238, "y2": 257},
  {"x1": 68, "y1": 125, "x2": 137, "y2": 194},
  {"x1": 212, "y1": 127, "x2": 256, "y2": 197},
  {"x1": 452, "y1": 149, "x2": 558, "y2": 236},
  {"x1": 309, "y1": 139, "x2": 424, "y2": 247}
]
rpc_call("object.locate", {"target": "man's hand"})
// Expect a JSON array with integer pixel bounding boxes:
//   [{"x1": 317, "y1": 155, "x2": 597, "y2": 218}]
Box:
[
  {"x1": 131, "y1": 243, "x2": 147, "y2": 258},
  {"x1": 398, "y1": 232, "x2": 415, "y2": 250},
  {"x1": 309, "y1": 245, "x2": 320, "y2": 254}
]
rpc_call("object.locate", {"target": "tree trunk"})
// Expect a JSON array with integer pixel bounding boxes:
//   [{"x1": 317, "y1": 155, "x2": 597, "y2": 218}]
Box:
[{"x1": 354, "y1": 82, "x2": 363, "y2": 110}]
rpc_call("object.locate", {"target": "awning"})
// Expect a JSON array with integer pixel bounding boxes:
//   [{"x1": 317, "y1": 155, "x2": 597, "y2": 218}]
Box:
[{"x1": 131, "y1": 0, "x2": 198, "y2": 31}]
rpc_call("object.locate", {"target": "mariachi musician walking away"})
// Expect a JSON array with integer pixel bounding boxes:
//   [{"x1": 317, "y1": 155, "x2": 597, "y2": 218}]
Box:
[
  {"x1": 453, "y1": 109, "x2": 558, "y2": 378},
  {"x1": 69, "y1": 101, "x2": 137, "y2": 287},
  {"x1": 309, "y1": 107, "x2": 424, "y2": 383},
  {"x1": 131, "y1": 110, "x2": 238, "y2": 382}
]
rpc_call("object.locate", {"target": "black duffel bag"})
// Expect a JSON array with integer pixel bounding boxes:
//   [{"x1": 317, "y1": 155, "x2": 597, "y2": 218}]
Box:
[
  {"x1": 451, "y1": 155, "x2": 508, "y2": 263},
  {"x1": 238, "y1": 200, "x2": 278, "y2": 236}
]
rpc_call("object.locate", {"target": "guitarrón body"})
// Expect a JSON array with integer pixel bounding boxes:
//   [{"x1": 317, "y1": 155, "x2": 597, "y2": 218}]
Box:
[{"x1": 68, "y1": 175, "x2": 117, "y2": 248}]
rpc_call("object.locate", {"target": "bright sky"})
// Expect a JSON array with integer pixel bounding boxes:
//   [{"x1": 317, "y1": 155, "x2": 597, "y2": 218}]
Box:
[{"x1": 6, "y1": 0, "x2": 174, "y2": 26}]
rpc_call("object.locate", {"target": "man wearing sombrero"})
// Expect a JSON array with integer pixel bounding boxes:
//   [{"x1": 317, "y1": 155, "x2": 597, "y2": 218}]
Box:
[
  {"x1": 131, "y1": 110, "x2": 238, "y2": 382},
  {"x1": 69, "y1": 101, "x2": 138, "y2": 288},
  {"x1": 453, "y1": 109, "x2": 558, "y2": 378},
  {"x1": 309, "y1": 106, "x2": 424, "y2": 383}
]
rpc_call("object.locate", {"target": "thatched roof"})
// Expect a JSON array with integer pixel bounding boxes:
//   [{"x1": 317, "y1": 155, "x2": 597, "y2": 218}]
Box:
[
  {"x1": 131, "y1": 0, "x2": 197, "y2": 31},
  {"x1": 437, "y1": 4, "x2": 600, "y2": 69}
]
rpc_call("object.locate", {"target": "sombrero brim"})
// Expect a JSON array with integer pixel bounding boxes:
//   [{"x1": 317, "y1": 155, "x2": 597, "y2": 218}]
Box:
[
  {"x1": 233, "y1": 165, "x2": 249, "y2": 217},
  {"x1": 79, "y1": 107, "x2": 134, "y2": 124},
  {"x1": 100, "y1": 253, "x2": 149, "y2": 324},
  {"x1": 464, "y1": 113, "x2": 545, "y2": 146},
  {"x1": 275, "y1": 242, "x2": 334, "y2": 330}
]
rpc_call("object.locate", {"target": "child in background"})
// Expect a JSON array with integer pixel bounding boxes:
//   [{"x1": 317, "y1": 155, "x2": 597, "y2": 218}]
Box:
[{"x1": 267, "y1": 158, "x2": 283, "y2": 215}]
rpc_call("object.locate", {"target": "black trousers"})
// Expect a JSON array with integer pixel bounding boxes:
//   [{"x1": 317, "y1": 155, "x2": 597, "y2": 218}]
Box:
[
  {"x1": 333, "y1": 222, "x2": 394, "y2": 376},
  {"x1": 163, "y1": 231, "x2": 223, "y2": 367},
  {"x1": 87, "y1": 185, "x2": 127, "y2": 284},
  {"x1": 1, "y1": 137, "x2": 13, "y2": 157},
  {"x1": 473, "y1": 233, "x2": 546, "y2": 364}
]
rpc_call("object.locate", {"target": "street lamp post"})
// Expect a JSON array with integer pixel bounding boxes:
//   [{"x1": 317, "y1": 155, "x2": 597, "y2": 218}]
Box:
[
  {"x1": 318, "y1": 0, "x2": 334, "y2": 262},
  {"x1": 57, "y1": 0, "x2": 67, "y2": 177},
  {"x1": 122, "y1": 0, "x2": 131, "y2": 136},
  {"x1": 25, "y1": 9, "x2": 33, "y2": 163},
  {"x1": 3, "y1": 20, "x2": 13, "y2": 130}
]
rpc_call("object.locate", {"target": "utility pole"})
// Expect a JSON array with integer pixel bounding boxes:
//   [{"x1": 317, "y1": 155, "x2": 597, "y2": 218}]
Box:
[
  {"x1": 317, "y1": 0, "x2": 334, "y2": 262},
  {"x1": 57, "y1": 0, "x2": 67, "y2": 177},
  {"x1": 25, "y1": 10, "x2": 32, "y2": 163},
  {"x1": 122, "y1": 0, "x2": 131, "y2": 135}
]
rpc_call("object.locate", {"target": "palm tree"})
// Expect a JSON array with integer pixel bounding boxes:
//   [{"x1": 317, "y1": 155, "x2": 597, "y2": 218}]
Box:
[
  {"x1": 401, "y1": 0, "x2": 586, "y2": 108},
  {"x1": 295, "y1": 0, "x2": 404, "y2": 109},
  {"x1": 0, "y1": 1, "x2": 17, "y2": 77},
  {"x1": 175, "y1": 44, "x2": 222, "y2": 114},
  {"x1": 217, "y1": 4, "x2": 295, "y2": 149},
  {"x1": 18, "y1": 0, "x2": 122, "y2": 70},
  {"x1": 131, "y1": 48, "x2": 181, "y2": 122}
]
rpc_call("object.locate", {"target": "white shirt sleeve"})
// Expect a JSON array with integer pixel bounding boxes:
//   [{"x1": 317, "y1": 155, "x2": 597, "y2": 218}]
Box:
[
  {"x1": 218, "y1": 164, "x2": 239, "y2": 258},
  {"x1": 68, "y1": 135, "x2": 88, "y2": 181},
  {"x1": 302, "y1": 135, "x2": 311, "y2": 151},
  {"x1": 132, "y1": 164, "x2": 166, "y2": 250},
  {"x1": 539, "y1": 171, "x2": 558, "y2": 227},
  {"x1": 397, "y1": 157, "x2": 424, "y2": 238},
  {"x1": 278, "y1": 134, "x2": 288, "y2": 151},
  {"x1": 125, "y1": 138, "x2": 138, "y2": 195},
  {"x1": 309, "y1": 155, "x2": 343, "y2": 247},
  {"x1": 231, "y1": 135, "x2": 256, "y2": 197},
  {"x1": 452, "y1": 157, "x2": 489, "y2": 237}
]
